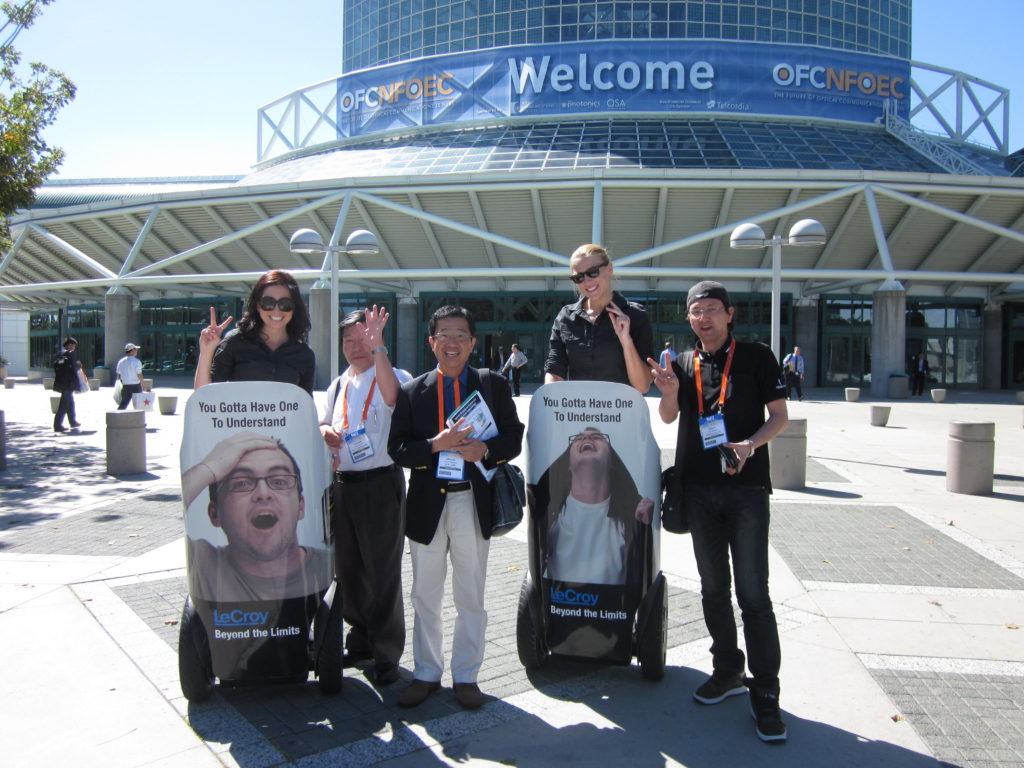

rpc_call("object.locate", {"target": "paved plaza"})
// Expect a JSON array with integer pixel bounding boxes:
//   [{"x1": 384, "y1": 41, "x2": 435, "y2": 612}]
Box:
[{"x1": 1, "y1": 379, "x2": 1023, "y2": 767}]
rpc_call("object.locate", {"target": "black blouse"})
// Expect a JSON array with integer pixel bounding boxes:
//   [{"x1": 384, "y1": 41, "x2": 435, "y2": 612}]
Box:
[{"x1": 211, "y1": 329, "x2": 315, "y2": 396}]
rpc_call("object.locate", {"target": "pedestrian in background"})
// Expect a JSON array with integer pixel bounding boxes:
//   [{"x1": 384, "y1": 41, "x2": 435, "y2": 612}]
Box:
[
  {"x1": 52, "y1": 337, "x2": 81, "y2": 432},
  {"x1": 115, "y1": 343, "x2": 144, "y2": 410}
]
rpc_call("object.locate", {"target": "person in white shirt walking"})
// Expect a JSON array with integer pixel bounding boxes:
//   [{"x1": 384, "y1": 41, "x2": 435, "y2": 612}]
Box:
[
  {"x1": 115, "y1": 343, "x2": 144, "y2": 410},
  {"x1": 782, "y1": 346, "x2": 805, "y2": 402}
]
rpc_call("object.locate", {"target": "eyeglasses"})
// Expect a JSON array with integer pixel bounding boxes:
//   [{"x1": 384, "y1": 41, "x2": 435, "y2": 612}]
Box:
[
  {"x1": 569, "y1": 432, "x2": 610, "y2": 445},
  {"x1": 223, "y1": 474, "x2": 298, "y2": 493},
  {"x1": 258, "y1": 296, "x2": 296, "y2": 312},
  {"x1": 569, "y1": 263, "x2": 608, "y2": 284},
  {"x1": 433, "y1": 333, "x2": 474, "y2": 343},
  {"x1": 688, "y1": 306, "x2": 723, "y2": 318}
]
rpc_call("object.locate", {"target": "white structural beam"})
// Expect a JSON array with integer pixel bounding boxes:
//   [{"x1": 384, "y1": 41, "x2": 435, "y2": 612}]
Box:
[{"x1": 28, "y1": 225, "x2": 119, "y2": 280}]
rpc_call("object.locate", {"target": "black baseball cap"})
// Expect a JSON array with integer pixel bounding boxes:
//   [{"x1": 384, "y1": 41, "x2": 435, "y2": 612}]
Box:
[{"x1": 686, "y1": 280, "x2": 732, "y2": 309}]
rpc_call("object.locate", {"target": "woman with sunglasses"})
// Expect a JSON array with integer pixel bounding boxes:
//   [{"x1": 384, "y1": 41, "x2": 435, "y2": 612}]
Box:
[
  {"x1": 543, "y1": 243, "x2": 654, "y2": 392},
  {"x1": 193, "y1": 270, "x2": 315, "y2": 395}
]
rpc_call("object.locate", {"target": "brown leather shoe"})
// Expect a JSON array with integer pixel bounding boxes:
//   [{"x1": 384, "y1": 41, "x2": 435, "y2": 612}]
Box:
[
  {"x1": 454, "y1": 682, "x2": 485, "y2": 710},
  {"x1": 397, "y1": 679, "x2": 441, "y2": 708}
]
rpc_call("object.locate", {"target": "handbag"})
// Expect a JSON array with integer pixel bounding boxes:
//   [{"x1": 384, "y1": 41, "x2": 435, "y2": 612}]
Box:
[
  {"x1": 660, "y1": 465, "x2": 688, "y2": 534},
  {"x1": 112, "y1": 379, "x2": 123, "y2": 404},
  {"x1": 490, "y1": 462, "x2": 525, "y2": 536}
]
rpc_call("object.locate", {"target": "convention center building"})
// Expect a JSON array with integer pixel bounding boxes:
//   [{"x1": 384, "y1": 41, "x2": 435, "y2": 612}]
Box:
[{"x1": 2, "y1": 0, "x2": 1023, "y2": 393}]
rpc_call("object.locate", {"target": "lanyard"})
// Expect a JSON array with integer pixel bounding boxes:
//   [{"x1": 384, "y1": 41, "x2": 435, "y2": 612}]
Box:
[
  {"x1": 436, "y1": 370, "x2": 461, "y2": 433},
  {"x1": 694, "y1": 338, "x2": 736, "y2": 417},
  {"x1": 340, "y1": 375, "x2": 377, "y2": 432}
]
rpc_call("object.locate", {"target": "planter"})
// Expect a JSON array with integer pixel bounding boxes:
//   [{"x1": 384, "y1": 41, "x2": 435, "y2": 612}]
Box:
[
  {"x1": 1016, "y1": 391, "x2": 1024, "y2": 404},
  {"x1": 49, "y1": 394, "x2": 61, "y2": 414},
  {"x1": 4, "y1": 379, "x2": 13, "y2": 389},
  {"x1": 88, "y1": 378, "x2": 100, "y2": 391},
  {"x1": 869, "y1": 405, "x2": 891, "y2": 427},
  {"x1": 844, "y1": 387, "x2": 860, "y2": 402},
  {"x1": 142, "y1": 378, "x2": 154, "y2": 392},
  {"x1": 158, "y1": 395, "x2": 178, "y2": 415},
  {"x1": 43, "y1": 377, "x2": 55, "y2": 390},
  {"x1": 931, "y1": 389, "x2": 947, "y2": 403}
]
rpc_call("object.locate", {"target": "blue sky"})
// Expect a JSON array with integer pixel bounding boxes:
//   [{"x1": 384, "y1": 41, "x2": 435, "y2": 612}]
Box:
[{"x1": 17, "y1": 0, "x2": 1024, "y2": 179}]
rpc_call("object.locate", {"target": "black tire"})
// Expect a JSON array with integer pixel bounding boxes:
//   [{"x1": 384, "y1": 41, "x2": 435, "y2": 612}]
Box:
[
  {"x1": 516, "y1": 573, "x2": 548, "y2": 669},
  {"x1": 637, "y1": 573, "x2": 667, "y2": 681},
  {"x1": 178, "y1": 597, "x2": 214, "y2": 702},
  {"x1": 314, "y1": 584, "x2": 343, "y2": 695}
]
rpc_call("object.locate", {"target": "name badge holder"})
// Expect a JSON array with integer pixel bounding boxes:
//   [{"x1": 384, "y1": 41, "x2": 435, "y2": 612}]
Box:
[
  {"x1": 340, "y1": 376, "x2": 378, "y2": 464},
  {"x1": 693, "y1": 339, "x2": 737, "y2": 451},
  {"x1": 436, "y1": 370, "x2": 466, "y2": 481}
]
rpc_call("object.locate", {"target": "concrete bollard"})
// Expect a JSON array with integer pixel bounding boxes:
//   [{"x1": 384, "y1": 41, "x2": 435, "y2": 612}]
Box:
[
  {"x1": 1016, "y1": 391, "x2": 1024, "y2": 405},
  {"x1": 845, "y1": 387, "x2": 860, "y2": 402},
  {"x1": 43, "y1": 377, "x2": 55, "y2": 390},
  {"x1": 0, "y1": 410, "x2": 6, "y2": 471},
  {"x1": 946, "y1": 421, "x2": 994, "y2": 495},
  {"x1": 931, "y1": 389, "x2": 947, "y2": 403},
  {"x1": 869, "y1": 405, "x2": 891, "y2": 427},
  {"x1": 88, "y1": 378, "x2": 100, "y2": 391},
  {"x1": 142, "y1": 378, "x2": 154, "y2": 392},
  {"x1": 49, "y1": 394, "x2": 61, "y2": 414},
  {"x1": 769, "y1": 417, "x2": 806, "y2": 490},
  {"x1": 93, "y1": 367, "x2": 112, "y2": 387},
  {"x1": 158, "y1": 395, "x2": 178, "y2": 415},
  {"x1": 4, "y1": 379, "x2": 13, "y2": 389},
  {"x1": 106, "y1": 410, "x2": 147, "y2": 475}
]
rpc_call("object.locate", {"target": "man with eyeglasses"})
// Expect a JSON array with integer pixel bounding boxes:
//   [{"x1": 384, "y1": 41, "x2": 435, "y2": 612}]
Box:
[
  {"x1": 649, "y1": 280, "x2": 790, "y2": 744},
  {"x1": 182, "y1": 432, "x2": 331, "y2": 603},
  {"x1": 389, "y1": 305, "x2": 524, "y2": 710},
  {"x1": 319, "y1": 307, "x2": 410, "y2": 686}
]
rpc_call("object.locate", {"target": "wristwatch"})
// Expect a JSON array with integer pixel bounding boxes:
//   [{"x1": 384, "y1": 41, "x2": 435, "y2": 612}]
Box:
[{"x1": 743, "y1": 439, "x2": 756, "y2": 456}]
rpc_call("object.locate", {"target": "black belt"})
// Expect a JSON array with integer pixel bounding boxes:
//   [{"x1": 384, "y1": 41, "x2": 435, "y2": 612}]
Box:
[
  {"x1": 334, "y1": 464, "x2": 395, "y2": 483},
  {"x1": 446, "y1": 481, "x2": 472, "y2": 493}
]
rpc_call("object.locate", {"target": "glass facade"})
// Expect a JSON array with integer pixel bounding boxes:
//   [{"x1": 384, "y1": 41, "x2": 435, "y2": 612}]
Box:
[
  {"x1": 906, "y1": 299, "x2": 983, "y2": 388},
  {"x1": 343, "y1": 1, "x2": 912, "y2": 72}
]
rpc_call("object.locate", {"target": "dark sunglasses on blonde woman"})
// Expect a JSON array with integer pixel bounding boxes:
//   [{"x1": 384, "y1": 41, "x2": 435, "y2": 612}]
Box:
[{"x1": 569, "y1": 262, "x2": 608, "y2": 284}]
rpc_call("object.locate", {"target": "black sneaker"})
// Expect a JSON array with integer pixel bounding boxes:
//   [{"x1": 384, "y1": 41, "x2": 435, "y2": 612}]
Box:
[
  {"x1": 749, "y1": 687, "x2": 788, "y2": 743},
  {"x1": 693, "y1": 672, "x2": 747, "y2": 705}
]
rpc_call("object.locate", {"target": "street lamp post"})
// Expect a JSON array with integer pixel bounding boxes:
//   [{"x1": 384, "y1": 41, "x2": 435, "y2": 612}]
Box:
[
  {"x1": 730, "y1": 219, "x2": 827, "y2": 361},
  {"x1": 289, "y1": 228, "x2": 381, "y2": 381}
]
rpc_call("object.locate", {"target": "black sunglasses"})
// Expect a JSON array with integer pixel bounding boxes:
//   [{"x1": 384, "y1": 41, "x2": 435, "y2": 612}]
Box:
[
  {"x1": 258, "y1": 296, "x2": 296, "y2": 312},
  {"x1": 569, "y1": 262, "x2": 608, "y2": 284}
]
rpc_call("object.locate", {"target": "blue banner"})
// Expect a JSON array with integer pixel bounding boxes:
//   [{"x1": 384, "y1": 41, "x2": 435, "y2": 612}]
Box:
[{"x1": 335, "y1": 40, "x2": 909, "y2": 139}]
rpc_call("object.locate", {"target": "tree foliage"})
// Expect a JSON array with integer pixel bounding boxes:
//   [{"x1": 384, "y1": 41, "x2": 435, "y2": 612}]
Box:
[{"x1": 1, "y1": 0, "x2": 75, "y2": 249}]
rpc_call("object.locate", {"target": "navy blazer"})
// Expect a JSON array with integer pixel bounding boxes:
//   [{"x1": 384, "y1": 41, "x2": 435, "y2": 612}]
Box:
[{"x1": 388, "y1": 367, "x2": 524, "y2": 545}]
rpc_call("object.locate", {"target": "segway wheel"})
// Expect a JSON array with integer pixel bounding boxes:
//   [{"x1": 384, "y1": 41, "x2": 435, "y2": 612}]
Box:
[
  {"x1": 314, "y1": 586, "x2": 343, "y2": 695},
  {"x1": 637, "y1": 573, "x2": 667, "y2": 681},
  {"x1": 178, "y1": 597, "x2": 214, "y2": 702},
  {"x1": 516, "y1": 573, "x2": 549, "y2": 668}
]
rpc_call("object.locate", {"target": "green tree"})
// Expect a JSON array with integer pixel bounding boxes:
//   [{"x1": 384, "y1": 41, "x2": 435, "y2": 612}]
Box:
[{"x1": 1, "y1": 0, "x2": 75, "y2": 250}]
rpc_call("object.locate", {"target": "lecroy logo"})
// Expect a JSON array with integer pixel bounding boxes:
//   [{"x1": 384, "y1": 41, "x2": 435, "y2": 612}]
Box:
[
  {"x1": 213, "y1": 609, "x2": 269, "y2": 627},
  {"x1": 549, "y1": 587, "x2": 599, "y2": 606}
]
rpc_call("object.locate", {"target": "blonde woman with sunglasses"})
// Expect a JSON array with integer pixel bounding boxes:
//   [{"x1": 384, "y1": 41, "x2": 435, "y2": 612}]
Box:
[
  {"x1": 194, "y1": 270, "x2": 316, "y2": 395},
  {"x1": 543, "y1": 244, "x2": 654, "y2": 392}
]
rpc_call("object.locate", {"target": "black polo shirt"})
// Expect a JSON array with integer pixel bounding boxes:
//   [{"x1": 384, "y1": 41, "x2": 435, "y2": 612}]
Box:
[
  {"x1": 543, "y1": 291, "x2": 654, "y2": 385},
  {"x1": 672, "y1": 336, "x2": 786, "y2": 489}
]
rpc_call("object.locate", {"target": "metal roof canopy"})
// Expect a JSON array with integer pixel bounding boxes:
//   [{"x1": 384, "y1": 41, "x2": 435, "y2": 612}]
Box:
[{"x1": 3, "y1": 171, "x2": 1024, "y2": 307}]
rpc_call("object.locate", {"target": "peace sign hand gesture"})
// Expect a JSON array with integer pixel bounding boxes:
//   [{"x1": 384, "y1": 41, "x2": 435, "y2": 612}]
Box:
[
  {"x1": 647, "y1": 357, "x2": 679, "y2": 396},
  {"x1": 199, "y1": 306, "x2": 234, "y2": 355}
]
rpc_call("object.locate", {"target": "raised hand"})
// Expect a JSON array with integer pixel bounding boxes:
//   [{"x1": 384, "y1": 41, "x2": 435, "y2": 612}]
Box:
[
  {"x1": 606, "y1": 301, "x2": 632, "y2": 342},
  {"x1": 647, "y1": 357, "x2": 679, "y2": 396},
  {"x1": 199, "y1": 306, "x2": 234, "y2": 354}
]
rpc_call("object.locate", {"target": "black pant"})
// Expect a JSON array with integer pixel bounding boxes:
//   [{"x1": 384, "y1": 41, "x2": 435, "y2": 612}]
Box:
[
  {"x1": 510, "y1": 366, "x2": 522, "y2": 396},
  {"x1": 331, "y1": 464, "x2": 407, "y2": 664},
  {"x1": 911, "y1": 372, "x2": 926, "y2": 396},
  {"x1": 784, "y1": 371, "x2": 803, "y2": 400},
  {"x1": 54, "y1": 390, "x2": 76, "y2": 429},
  {"x1": 118, "y1": 382, "x2": 143, "y2": 410}
]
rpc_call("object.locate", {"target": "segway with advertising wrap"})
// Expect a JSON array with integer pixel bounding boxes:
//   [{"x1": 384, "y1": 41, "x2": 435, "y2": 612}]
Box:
[
  {"x1": 516, "y1": 381, "x2": 667, "y2": 679},
  {"x1": 177, "y1": 381, "x2": 340, "y2": 701}
]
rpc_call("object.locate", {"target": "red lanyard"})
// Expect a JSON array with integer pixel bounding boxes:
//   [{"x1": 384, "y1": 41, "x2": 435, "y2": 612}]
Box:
[
  {"x1": 340, "y1": 375, "x2": 377, "y2": 432},
  {"x1": 693, "y1": 338, "x2": 736, "y2": 417},
  {"x1": 436, "y1": 370, "x2": 461, "y2": 433}
]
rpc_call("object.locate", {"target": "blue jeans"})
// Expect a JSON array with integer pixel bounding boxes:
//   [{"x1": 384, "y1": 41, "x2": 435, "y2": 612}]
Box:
[{"x1": 684, "y1": 484, "x2": 781, "y2": 691}]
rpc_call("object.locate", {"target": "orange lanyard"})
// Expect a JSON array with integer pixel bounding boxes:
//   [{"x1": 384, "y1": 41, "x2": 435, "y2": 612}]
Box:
[
  {"x1": 693, "y1": 338, "x2": 736, "y2": 417},
  {"x1": 340, "y1": 375, "x2": 377, "y2": 432},
  {"x1": 436, "y1": 370, "x2": 461, "y2": 433}
]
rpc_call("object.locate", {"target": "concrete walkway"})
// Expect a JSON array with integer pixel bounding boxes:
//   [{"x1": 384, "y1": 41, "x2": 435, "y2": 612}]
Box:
[{"x1": 1, "y1": 380, "x2": 1022, "y2": 767}]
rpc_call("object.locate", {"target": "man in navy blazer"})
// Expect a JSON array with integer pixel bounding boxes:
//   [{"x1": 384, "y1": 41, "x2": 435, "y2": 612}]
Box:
[{"x1": 389, "y1": 305, "x2": 524, "y2": 710}]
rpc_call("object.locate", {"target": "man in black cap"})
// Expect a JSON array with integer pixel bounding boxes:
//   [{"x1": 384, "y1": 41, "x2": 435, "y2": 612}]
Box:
[{"x1": 648, "y1": 280, "x2": 790, "y2": 743}]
